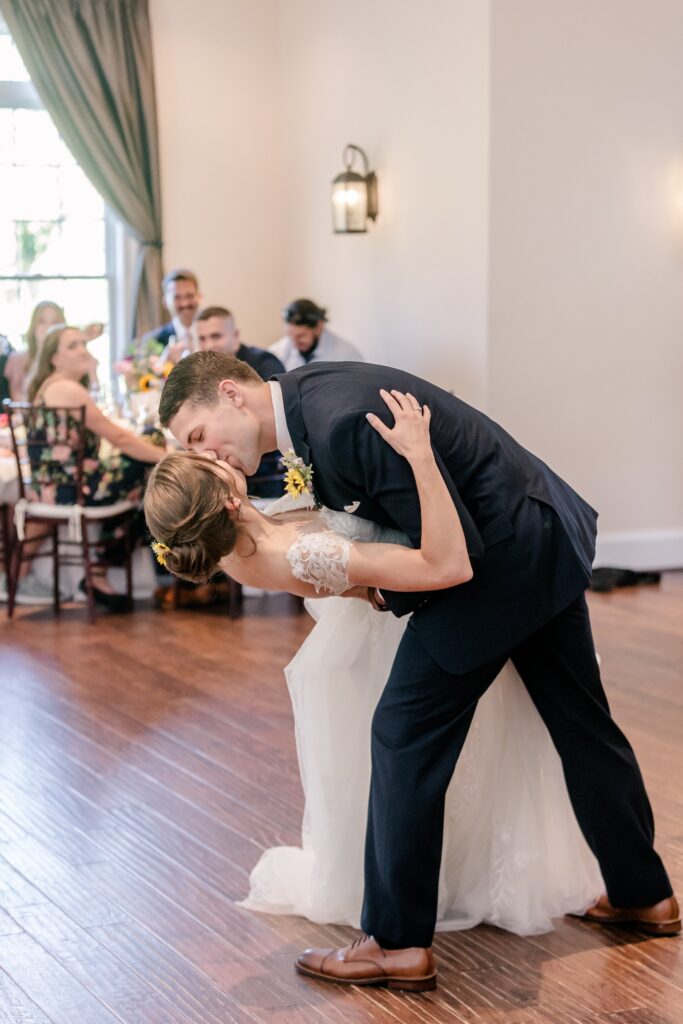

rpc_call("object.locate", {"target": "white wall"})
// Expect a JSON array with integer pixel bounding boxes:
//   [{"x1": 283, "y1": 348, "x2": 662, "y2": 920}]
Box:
[
  {"x1": 151, "y1": 0, "x2": 683, "y2": 566},
  {"x1": 152, "y1": 0, "x2": 490, "y2": 403},
  {"x1": 273, "y1": 0, "x2": 490, "y2": 405},
  {"x1": 489, "y1": 0, "x2": 683, "y2": 560},
  {"x1": 150, "y1": 0, "x2": 286, "y2": 346}
]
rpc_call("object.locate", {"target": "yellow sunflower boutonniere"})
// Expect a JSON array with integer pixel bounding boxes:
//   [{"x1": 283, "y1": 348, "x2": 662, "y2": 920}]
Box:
[
  {"x1": 280, "y1": 449, "x2": 317, "y2": 502},
  {"x1": 151, "y1": 540, "x2": 172, "y2": 567}
]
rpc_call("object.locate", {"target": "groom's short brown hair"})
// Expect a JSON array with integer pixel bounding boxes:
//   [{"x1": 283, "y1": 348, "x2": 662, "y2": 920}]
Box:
[{"x1": 159, "y1": 351, "x2": 261, "y2": 427}]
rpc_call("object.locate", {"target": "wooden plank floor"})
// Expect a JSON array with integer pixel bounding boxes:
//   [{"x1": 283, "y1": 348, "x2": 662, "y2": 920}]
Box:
[{"x1": 0, "y1": 576, "x2": 681, "y2": 1023}]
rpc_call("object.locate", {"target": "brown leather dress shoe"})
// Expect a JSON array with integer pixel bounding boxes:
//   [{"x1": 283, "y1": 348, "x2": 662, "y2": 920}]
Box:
[
  {"x1": 296, "y1": 934, "x2": 437, "y2": 991},
  {"x1": 579, "y1": 894, "x2": 681, "y2": 936}
]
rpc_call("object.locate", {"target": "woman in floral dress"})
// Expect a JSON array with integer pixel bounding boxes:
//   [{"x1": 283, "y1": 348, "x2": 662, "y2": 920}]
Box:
[{"x1": 14, "y1": 324, "x2": 166, "y2": 607}]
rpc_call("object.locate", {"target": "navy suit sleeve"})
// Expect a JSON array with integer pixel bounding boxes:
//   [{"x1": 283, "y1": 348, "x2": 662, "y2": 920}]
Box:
[
  {"x1": 141, "y1": 322, "x2": 173, "y2": 346},
  {"x1": 328, "y1": 413, "x2": 484, "y2": 616}
]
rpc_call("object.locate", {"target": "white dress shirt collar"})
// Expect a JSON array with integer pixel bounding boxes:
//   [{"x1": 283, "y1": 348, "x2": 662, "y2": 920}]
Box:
[{"x1": 268, "y1": 379, "x2": 293, "y2": 454}]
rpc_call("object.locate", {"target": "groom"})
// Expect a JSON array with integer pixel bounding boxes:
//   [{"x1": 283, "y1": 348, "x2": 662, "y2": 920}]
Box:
[{"x1": 160, "y1": 353, "x2": 679, "y2": 990}]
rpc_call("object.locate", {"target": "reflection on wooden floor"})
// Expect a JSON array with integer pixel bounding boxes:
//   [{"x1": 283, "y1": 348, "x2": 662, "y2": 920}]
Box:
[{"x1": 0, "y1": 577, "x2": 681, "y2": 1023}]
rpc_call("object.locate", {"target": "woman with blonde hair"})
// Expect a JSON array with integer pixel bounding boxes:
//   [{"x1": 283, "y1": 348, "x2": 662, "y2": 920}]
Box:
[
  {"x1": 2, "y1": 300, "x2": 103, "y2": 402},
  {"x1": 2, "y1": 300, "x2": 63, "y2": 402}
]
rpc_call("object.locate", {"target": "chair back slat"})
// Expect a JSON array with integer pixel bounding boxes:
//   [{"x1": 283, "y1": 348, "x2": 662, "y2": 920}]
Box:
[{"x1": 3, "y1": 401, "x2": 88, "y2": 505}]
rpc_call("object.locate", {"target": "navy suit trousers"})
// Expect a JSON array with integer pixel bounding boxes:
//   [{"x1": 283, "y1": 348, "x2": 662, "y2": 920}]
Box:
[{"x1": 361, "y1": 594, "x2": 672, "y2": 948}]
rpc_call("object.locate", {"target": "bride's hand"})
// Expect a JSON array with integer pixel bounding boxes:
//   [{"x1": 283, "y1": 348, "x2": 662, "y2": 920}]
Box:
[{"x1": 366, "y1": 389, "x2": 432, "y2": 462}]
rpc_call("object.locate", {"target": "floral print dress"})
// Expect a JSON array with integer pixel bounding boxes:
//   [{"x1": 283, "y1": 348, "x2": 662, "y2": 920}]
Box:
[
  {"x1": 26, "y1": 405, "x2": 162, "y2": 562},
  {"x1": 27, "y1": 407, "x2": 151, "y2": 507}
]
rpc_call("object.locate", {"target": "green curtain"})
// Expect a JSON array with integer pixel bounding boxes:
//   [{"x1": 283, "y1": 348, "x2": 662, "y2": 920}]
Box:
[{"x1": 0, "y1": 0, "x2": 164, "y2": 338}]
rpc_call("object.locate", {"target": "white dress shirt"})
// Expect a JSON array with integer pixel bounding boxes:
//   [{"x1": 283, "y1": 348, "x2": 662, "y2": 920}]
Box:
[
  {"x1": 171, "y1": 316, "x2": 194, "y2": 349},
  {"x1": 268, "y1": 327, "x2": 363, "y2": 372},
  {"x1": 268, "y1": 379, "x2": 294, "y2": 455},
  {"x1": 157, "y1": 317, "x2": 194, "y2": 366}
]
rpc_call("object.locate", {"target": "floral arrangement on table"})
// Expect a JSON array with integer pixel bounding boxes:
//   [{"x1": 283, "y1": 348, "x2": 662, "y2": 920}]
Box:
[{"x1": 113, "y1": 336, "x2": 174, "y2": 392}]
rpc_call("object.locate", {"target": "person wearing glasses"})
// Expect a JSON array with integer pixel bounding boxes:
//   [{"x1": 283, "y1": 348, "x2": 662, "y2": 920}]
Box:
[{"x1": 269, "y1": 298, "x2": 363, "y2": 371}]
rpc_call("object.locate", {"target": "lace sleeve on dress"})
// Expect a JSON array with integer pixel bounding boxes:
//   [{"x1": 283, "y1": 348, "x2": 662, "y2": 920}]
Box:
[{"x1": 285, "y1": 531, "x2": 352, "y2": 595}]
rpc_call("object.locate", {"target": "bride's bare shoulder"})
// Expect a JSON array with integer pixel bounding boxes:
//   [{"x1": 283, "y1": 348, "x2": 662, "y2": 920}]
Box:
[
  {"x1": 217, "y1": 510, "x2": 335, "y2": 593},
  {"x1": 218, "y1": 539, "x2": 272, "y2": 588},
  {"x1": 216, "y1": 515, "x2": 306, "y2": 587}
]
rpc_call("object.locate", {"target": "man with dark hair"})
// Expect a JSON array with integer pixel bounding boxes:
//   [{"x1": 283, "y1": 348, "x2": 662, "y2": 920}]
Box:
[
  {"x1": 143, "y1": 268, "x2": 202, "y2": 365},
  {"x1": 193, "y1": 307, "x2": 285, "y2": 498},
  {"x1": 195, "y1": 306, "x2": 284, "y2": 379},
  {"x1": 269, "y1": 298, "x2": 363, "y2": 370},
  {"x1": 159, "y1": 351, "x2": 678, "y2": 990}
]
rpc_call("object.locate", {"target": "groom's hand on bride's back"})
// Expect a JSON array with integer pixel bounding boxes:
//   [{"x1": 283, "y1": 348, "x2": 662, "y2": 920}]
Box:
[
  {"x1": 368, "y1": 587, "x2": 389, "y2": 612},
  {"x1": 339, "y1": 585, "x2": 388, "y2": 610}
]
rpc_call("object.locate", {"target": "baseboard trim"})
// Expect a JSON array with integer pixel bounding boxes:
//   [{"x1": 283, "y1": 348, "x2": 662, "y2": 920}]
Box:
[{"x1": 594, "y1": 529, "x2": 683, "y2": 571}]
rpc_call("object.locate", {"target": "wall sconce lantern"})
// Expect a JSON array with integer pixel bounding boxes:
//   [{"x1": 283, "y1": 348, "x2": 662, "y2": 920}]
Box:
[{"x1": 332, "y1": 144, "x2": 378, "y2": 233}]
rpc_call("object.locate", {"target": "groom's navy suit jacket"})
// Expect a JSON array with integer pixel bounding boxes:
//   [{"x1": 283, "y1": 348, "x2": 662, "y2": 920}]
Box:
[{"x1": 276, "y1": 362, "x2": 597, "y2": 675}]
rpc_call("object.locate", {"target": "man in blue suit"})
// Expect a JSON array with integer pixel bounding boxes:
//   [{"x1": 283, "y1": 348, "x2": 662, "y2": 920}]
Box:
[
  {"x1": 160, "y1": 353, "x2": 679, "y2": 991},
  {"x1": 142, "y1": 268, "x2": 201, "y2": 363}
]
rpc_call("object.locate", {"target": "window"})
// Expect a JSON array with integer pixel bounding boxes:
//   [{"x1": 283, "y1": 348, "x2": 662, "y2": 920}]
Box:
[{"x1": 0, "y1": 18, "x2": 112, "y2": 372}]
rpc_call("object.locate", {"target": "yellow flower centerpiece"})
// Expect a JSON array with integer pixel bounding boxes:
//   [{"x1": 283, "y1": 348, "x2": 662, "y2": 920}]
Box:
[
  {"x1": 137, "y1": 372, "x2": 157, "y2": 391},
  {"x1": 113, "y1": 336, "x2": 167, "y2": 393}
]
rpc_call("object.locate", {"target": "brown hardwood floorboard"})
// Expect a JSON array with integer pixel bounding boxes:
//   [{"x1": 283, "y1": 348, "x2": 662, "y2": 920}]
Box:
[{"x1": 0, "y1": 580, "x2": 681, "y2": 1022}]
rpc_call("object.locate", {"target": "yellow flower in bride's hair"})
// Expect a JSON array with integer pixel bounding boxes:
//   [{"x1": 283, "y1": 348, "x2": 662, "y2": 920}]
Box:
[
  {"x1": 284, "y1": 467, "x2": 307, "y2": 498},
  {"x1": 151, "y1": 540, "x2": 172, "y2": 567}
]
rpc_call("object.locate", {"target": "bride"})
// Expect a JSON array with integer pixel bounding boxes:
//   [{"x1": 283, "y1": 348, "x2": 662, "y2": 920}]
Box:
[{"x1": 144, "y1": 390, "x2": 602, "y2": 936}]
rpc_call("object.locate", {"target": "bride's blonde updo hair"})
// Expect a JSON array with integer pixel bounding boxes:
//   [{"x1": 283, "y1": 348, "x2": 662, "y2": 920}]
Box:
[{"x1": 144, "y1": 450, "x2": 242, "y2": 583}]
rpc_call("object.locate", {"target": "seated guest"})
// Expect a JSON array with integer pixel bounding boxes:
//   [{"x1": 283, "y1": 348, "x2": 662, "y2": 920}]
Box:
[
  {"x1": 269, "y1": 298, "x2": 363, "y2": 370},
  {"x1": 14, "y1": 301, "x2": 66, "y2": 400},
  {"x1": 195, "y1": 305, "x2": 285, "y2": 378},
  {"x1": 195, "y1": 305, "x2": 285, "y2": 497},
  {"x1": 143, "y1": 268, "x2": 202, "y2": 367},
  {"x1": 3, "y1": 300, "x2": 102, "y2": 402},
  {"x1": 21, "y1": 324, "x2": 165, "y2": 609}
]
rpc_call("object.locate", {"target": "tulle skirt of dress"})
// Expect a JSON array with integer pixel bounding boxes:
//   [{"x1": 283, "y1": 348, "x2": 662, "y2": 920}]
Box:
[{"x1": 238, "y1": 596, "x2": 603, "y2": 935}]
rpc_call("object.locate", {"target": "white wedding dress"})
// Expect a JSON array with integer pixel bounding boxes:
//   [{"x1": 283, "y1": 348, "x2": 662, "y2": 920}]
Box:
[{"x1": 238, "y1": 501, "x2": 603, "y2": 935}]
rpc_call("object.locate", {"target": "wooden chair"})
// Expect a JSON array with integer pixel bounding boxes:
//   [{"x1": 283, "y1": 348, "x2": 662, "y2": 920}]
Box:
[
  {"x1": 5, "y1": 402, "x2": 137, "y2": 622},
  {"x1": 0, "y1": 501, "x2": 10, "y2": 585}
]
